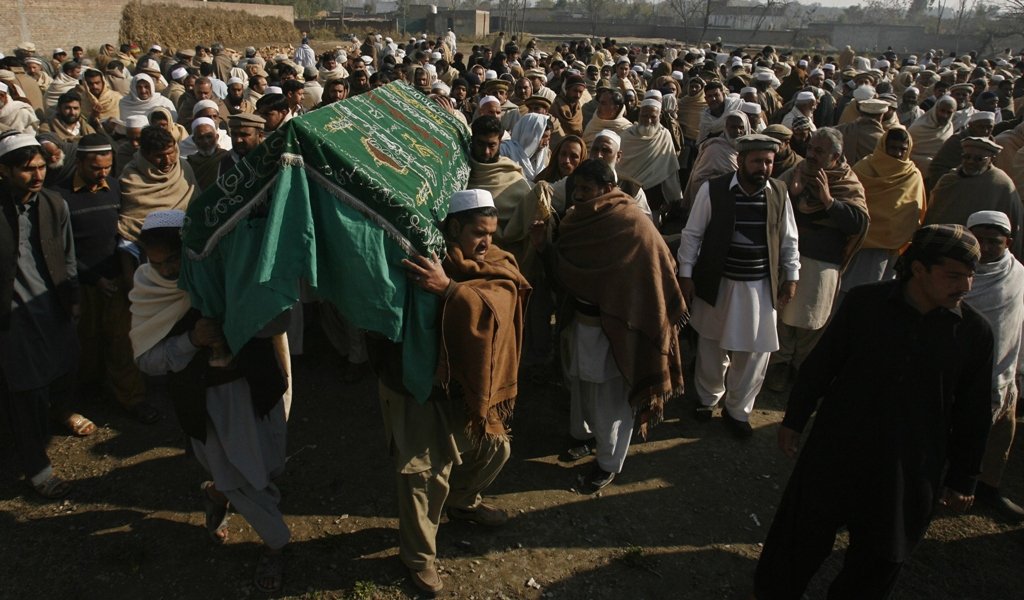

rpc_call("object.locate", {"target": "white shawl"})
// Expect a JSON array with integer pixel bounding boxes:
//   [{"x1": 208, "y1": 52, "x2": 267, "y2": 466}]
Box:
[{"x1": 118, "y1": 73, "x2": 178, "y2": 121}]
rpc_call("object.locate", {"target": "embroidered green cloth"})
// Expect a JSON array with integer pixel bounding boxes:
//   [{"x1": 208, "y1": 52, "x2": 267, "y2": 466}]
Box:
[{"x1": 180, "y1": 81, "x2": 471, "y2": 401}]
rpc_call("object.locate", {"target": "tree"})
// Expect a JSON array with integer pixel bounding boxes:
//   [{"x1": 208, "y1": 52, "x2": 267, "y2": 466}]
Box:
[
  {"x1": 666, "y1": 0, "x2": 705, "y2": 34},
  {"x1": 580, "y1": 0, "x2": 611, "y2": 35}
]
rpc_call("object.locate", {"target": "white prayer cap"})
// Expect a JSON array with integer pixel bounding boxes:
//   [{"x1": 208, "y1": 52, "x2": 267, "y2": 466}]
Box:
[
  {"x1": 857, "y1": 99, "x2": 890, "y2": 115},
  {"x1": 141, "y1": 210, "x2": 186, "y2": 231},
  {"x1": 731, "y1": 57, "x2": 743, "y2": 66},
  {"x1": 795, "y1": 91, "x2": 815, "y2": 102},
  {"x1": 741, "y1": 101, "x2": 762, "y2": 115},
  {"x1": 431, "y1": 51, "x2": 442, "y2": 61},
  {"x1": 337, "y1": 50, "x2": 348, "y2": 60},
  {"x1": 967, "y1": 210, "x2": 1012, "y2": 236},
  {"x1": 265, "y1": 85, "x2": 283, "y2": 94},
  {"x1": 644, "y1": 89, "x2": 662, "y2": 100},
  {"x1": 53, "y1": 48, "x2": 66, "y2": 55},
  {"x1": 671, "y1": 71, "x2": 685, "y2": 81},
  {"x1": 616, "y1": 56, "x2": 631, "y2": 65},
  {"x1": 431, "y1": 81, "x2": 450, "y2": 95},
  {"x1": 424, "y1": 64, "x2": 437, "y2": 74},
  {"x1": 150, "y1": 44, "x2": 162, "y2": 52},
  {"x1": 640, "y1": 98, "x2": 662, "y2": 109},
  {"x1": 192, "y1": 99, "x2": 218, "y2": 116},
  {"x1": 478, "y1": 94, "x2": 500, "y2": 107},
  {"x1": 385, "y1": 37, "x2": 393, "y2": 43},
  {"x1": 594, "y1": 129, "x2": 621, "y2": 150},
  {"x1": 227, "y1": 77, "x2": 244, "y2": 86},
  {"x1": 170, "y1": 67, "x2": 188, "y2": 81},
  {"x1": 485, "y1": 69, "x2": 498, "y2": 80},
  {"x1": 741, "y1": 86, "x2": 757, "y2": 95},
  {"x1": 755, "y1": 71, "x2": 773, "y2": 82},
  {"x1": 449, "y1": 189, "x2": 495, "y2": 214},
  {"x1": 992, "y1": 74, "x2": 1005, "y2": 83},
  {"x1": 361, "y1": 55, "x2": 373, "y2": 64},
  {"x1": 632, "y1": 65, "x2": 644, "y2": 73},
  {"x1": 0, "y1": 132, "x2": 40, "y2": 159},
  {"x1": 798, "y1": 59, "x2": 808, "y2": 67},
  {"x1": 969, "y1": 111, "x2": 996, "y2": 123},
  {"x1": 875, "y1": 59, "x2": 891, "y2": 69},
  {"x1": 125, "y1": 115, "x2": 149, "y2": 129},
  {"x1": 24, "y1": 56, "x2": 44, "y2": 66},
  {"x1": 809, "y1": 68, "x2": 824, "y2": 77},
  {"x1": 822, "y1": 63, "x2": 835, "y2": 71},
  {"x1": 191, "y1": 117, "x2": 217, "y2": 133},
  {"x1": 0, "y1": 82, "x2": 7, "y2": 94},
  {"x1": 853, "y1": 85, "x2": 877, "y2": 101}
]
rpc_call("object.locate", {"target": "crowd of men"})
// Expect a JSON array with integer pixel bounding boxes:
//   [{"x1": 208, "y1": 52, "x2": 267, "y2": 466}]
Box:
[{"x1": 1, "y1": 30, "x2": 1022, "y2": 598}]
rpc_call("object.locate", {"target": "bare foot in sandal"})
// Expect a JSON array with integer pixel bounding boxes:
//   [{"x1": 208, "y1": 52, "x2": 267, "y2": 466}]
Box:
[
  {"x1": 201, "y1": 481, "x2": 230, "y2": 544},
  {"x1": 254, "y1": 547, "x2": 285, "y2": 592},
  {"x1": 63, "y1": 412, "x2": 96, "y2": 437}
]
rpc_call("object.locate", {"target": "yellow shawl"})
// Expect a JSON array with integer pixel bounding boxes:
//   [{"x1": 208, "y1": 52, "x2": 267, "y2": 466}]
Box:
[
  {"x1": 129, "y1": 264, "x2": 192, "y2": 359},
  {"x1": 853, "y1": 126, "x2": 927, "y2": 250}
]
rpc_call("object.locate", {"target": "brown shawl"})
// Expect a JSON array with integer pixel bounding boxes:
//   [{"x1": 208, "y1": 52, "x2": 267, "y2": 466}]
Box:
[
  {"x1": 118, "y1": 155, "x2": 197, "y2": 242},
  {"x1": 552, "y1": 96, "x2": 584, "y2": 138},
  {"x1": 187, "y1": 148, "x2": 230, "y2": 191},
  {"x1": 779, "y1": 159, "x2": 870, "y2": 271},
  {"x1": 555, "y1": 190, "x2": 686, "y2": 437},
  {"x1": 438, "y1": 245, "x2": 531, "y2": 442}
]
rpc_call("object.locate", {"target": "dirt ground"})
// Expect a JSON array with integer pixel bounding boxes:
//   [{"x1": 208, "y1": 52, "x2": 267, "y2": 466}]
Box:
[{"x1": 2, "y1": 323, "x2": 1022, "y2": 600}]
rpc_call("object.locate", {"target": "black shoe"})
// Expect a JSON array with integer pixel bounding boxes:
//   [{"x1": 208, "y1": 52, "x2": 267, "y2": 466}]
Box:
[
  {"x1": 694, "y1": 404, "x2": 715, "y2": 422},
  {"x1": 579, "y1": 466, "x2": 615, "y2": 494},
  {"x1": 721, "y1": 410, "x2": 754, "y2": 439},
  {"x1": 560, "y1": 440, "x2": 595, "y2": 462},
  {"x1": 976, "y1": 482, "x2": 1024, "y2": 522}
]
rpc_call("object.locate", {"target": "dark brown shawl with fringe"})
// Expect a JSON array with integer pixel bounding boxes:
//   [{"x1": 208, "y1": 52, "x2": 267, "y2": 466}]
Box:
[
  {"x1": 438, "y1": 244, "x2": 531, "y2": 442},
  {"x1": 555, "y1": 190, "x2": 686, "y2": 437}
]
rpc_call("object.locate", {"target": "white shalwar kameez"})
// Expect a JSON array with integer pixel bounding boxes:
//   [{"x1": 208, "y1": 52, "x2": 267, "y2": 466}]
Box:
[
  {"x1": 563, "y1": 312, "x2": 634, "y2": 474},
  {"x1": 678, "y1": 177, "x2": 800, "y2": 421},
  {"x1": 138, "y1": 332, "x2": 290, "y2": 550}
]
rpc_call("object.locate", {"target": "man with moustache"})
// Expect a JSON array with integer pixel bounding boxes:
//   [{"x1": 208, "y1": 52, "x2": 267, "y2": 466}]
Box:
[
  {"x1": 753, "y1": 224, "x2": 993, "y2": 600},
  {"x1": 677, "y1": 134, "x2": 800, "y2": 439}
]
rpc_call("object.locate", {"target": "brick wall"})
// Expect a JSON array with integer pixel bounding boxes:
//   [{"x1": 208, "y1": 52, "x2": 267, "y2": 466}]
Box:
[{"x1": 1, "y1": 0, "x2": 295, "y2": 54}]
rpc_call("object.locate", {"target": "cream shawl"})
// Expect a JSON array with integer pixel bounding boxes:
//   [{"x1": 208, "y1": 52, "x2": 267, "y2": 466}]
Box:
[
  {"x1": 118, "y1": 155, "x2": 197, "y2": 243},
  {"x1": 908, "y1": 102, "x2": 954, "y2": 170},
  {"x1": 119, "y1": 74, "x2": 178, "y2": 121},
  {"x1": 43, "y1": 71, "x2": 80, "y2": 112},
  {"x1": 79, "y1": 78, "x2": 123, "y2": 123},
  {"x1": 129, "y1": 264, "x2": 192, "y2": 359},
  {"x1": 581, "y1": 107, "x2": 633, "y2": 145},
  {"x1": 618, "y1": 123, "x2": 681, "y2": 192}
]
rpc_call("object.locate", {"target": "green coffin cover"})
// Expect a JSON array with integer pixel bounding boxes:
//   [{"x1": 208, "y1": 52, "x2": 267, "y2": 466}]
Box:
[{"x1": 180, "y1": 81, "x2": 471, "y2": 401}]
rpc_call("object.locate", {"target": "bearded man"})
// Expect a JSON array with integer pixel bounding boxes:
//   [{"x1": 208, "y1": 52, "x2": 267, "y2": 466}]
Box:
[
  {"x1": 925, "y1": 110, "x2": 995, "y2": 191},
  {"x1": 925, "y1": 136, "x2": 1023, "y2": 260},
  {"x1": 79, "y1": 68, "x2": 122, "y2": 126},
  {"x1": 118, "y1": 126, "x2": 197, "y2": 280},
  {"x1": 184, "y1": 118, "x2": 229, "y2": 191},
  {"x1": 678, "y1": 134, "x2": 800, "y2": 439},
  {"x1": 39, "y1": 90, "x2": 96, "y2": 142},
  {"x1": 223, "y1": 77, "x2": 256, "y2": 116},
  {"x1": 551, "y1": 74, "x2": 588, "y2": 140},
  {"x1": 618, "y1": 99, "x2": 683, "y2": 217}
]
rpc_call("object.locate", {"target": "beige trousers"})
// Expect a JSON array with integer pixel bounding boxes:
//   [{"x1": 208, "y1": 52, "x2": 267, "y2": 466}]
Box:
[
  {"x1": 979, "y1": 388, "x2": 1017, "y2": 488},
  {"x1": 379, "y1": 382, "x2": 510, "y2": 571}
]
